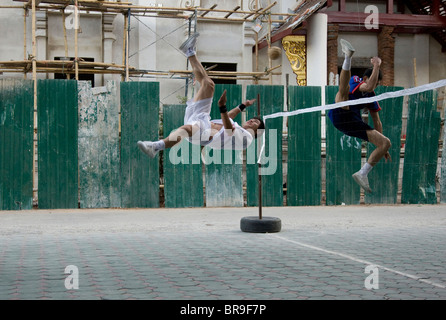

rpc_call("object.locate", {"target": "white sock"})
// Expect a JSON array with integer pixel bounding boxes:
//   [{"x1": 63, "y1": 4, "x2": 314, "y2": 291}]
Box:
[
  {"x1": 359, "y1": 163, "x2": 373, "y2": 176},
  {"x1": 186, "y1": 48, "x2": 196, "y2": 58},
  {"x1": 342, "y1": 54, "x2": 352, "y2": 71},
  {"x1": 153, "y1": 140, "x2": 165, "y2": 151}
]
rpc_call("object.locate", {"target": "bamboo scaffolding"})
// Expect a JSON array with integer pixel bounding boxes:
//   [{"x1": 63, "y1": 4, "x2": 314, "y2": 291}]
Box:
[
  {"x1": 0, "y1": 59, "x2": 280, "y2": 80},
  {"x1": 12, "y1": 0, "x2": 294, "y2": 23},
  {"x1": 2, "y1": 0, "x2": 288, "y2": 82}
]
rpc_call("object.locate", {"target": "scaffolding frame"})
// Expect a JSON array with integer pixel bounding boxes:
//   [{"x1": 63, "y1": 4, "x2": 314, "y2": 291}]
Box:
[{"x1": 0, "y1": 0, "x2": 298, "y2": 84}]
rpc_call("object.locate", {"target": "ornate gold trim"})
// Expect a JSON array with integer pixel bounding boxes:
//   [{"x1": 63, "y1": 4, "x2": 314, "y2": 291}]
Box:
[{"x1": 282, "y1": 35, "x2": 306, "y2": 86}]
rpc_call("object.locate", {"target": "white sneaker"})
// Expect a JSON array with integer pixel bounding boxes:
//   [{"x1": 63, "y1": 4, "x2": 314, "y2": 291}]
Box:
[
  {"x1": 352, "y1": 172, "x2": 372, "y2": 193},
  {"x1": 137, "y1": 141, "x2": 159, "y2": 159},
  {"x1": 340, "y1": 39, "x2": 355, "y2": 58},
  {"x1": 179, "y1": 32, "x2": 200, "y2": 57}
]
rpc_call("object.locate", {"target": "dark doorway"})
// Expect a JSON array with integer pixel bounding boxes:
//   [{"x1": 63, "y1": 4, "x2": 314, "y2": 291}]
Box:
[
  {"x1": 202, "y1": 62, "x2": 237, "y2": 85},
  {"x1": 54, "y1": 57, "x2": 95, "y2": 87}
]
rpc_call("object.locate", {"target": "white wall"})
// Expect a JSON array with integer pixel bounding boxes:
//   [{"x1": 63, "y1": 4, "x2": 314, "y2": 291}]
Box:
[{"x1": 395, "y1": 34, "x2": 430, "y2": 87}]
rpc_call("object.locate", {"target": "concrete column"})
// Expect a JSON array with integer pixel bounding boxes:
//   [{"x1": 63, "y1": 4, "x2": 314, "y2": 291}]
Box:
[
  {"x1": 242, "y1": 21, "x2": 256, "y2": 101},
  {"x1": 103, "y1": 13, "x2": 116, "y2": 83},
  {"x1": 36, "y1": 11, "x2": 47, "y2": 79},
  {"x1": 307, "y1": 13, "x2": 327, "y2": 87}
]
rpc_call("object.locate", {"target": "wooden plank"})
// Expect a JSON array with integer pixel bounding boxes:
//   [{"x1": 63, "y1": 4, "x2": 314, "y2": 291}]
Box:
[
  {"x1": 325, "y1": 86, "x2": 361, "y2": 205},
  {"x1": 246, "y1": 85, "x2": 284, "y2": 207},
  {"x1": 37, "y1": 79, "x2": 78, "y2": 209},
  {"x1": 78, "y1": 81, "x2": 121, "y2": 208},
  {"x1": 0, "y1": 79, "x2": 34, "y2": 210},
  {"x1": 120, "y1": 81, "x2": 160, "y2": 208},
  {"x1": 402, "y1": 90, "x2": 441, "y2": 204},
  {"x1": 163, "y1": 104, "x2": 203, "y2": 208},
  {"x1": 287, "y1": 86, "x2": 322, "y2": 206},
  {"x1": 364, "y1": 86, "x2": 404, "y2": 204},
  {"x1": 204, "y1": 84, "x2": 243, "y2": 207}
]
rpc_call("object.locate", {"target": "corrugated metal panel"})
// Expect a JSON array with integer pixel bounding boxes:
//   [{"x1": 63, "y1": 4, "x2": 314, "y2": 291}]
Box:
[
  {"x1": 163, "y1": 104, "x2": 203, "y2": 208},
  {"x1": 441, "y1": 122, "x2": 446, "y2": 203},
  {"x1": 364, "y1": 86, "x2": 404, "y2": 204},
  {"x1": 37, "y1": 79, "x2": 78, "y2": 209},
  {"x1": 0, "y1": 79, "x2": 34, "y2": 210},
  {"x1": 287, "y1": 86, "x2": 321, "y2": 206},
  {"x1": 325, "y1": 85, "x2": 361, "y2": 205},
  {"x1": 246, "y1": 85, "x2": 284, "y2": 207},
  {"x1": 78, "y1": 81, "x2": 121, "y2": 208},
  {"x1": 120, "y1": 81, "x2": 160, "y2": 208},
  {"x1": 402, "y1": 90, "x2": 441, "y2": 204},
  {"x1": 204, "y1": 84, "x2": 243, "y2": 207}
]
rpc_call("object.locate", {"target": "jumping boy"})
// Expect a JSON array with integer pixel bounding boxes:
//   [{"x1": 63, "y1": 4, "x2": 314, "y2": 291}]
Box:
[
  {"x1": 138, "y1": 33, "x2": 264, "y2": 158},
  {"x1": 327, "y1": 39, "x2": 391, "y2": 193}
]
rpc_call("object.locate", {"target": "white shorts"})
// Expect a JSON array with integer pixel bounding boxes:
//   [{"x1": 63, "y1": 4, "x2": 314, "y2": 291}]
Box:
[{"x1": 184, "y1": 98, "x2": 213, "y2": 146}]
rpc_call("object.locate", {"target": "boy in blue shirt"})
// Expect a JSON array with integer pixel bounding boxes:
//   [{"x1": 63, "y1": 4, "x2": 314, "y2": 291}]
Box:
[{"x1": 328, "y1": 39, "x2": 391, "y2": 193}]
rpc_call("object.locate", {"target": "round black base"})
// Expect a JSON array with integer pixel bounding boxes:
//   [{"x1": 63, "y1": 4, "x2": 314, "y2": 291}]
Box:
[{"x1": 240, "y1": 216, "x2": 282, "y2": 233}]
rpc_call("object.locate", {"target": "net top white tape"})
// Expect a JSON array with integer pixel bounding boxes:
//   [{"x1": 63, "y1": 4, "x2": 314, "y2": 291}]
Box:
[{"x1": 257, "y1": 79, "x2": 446, "y2": 164}]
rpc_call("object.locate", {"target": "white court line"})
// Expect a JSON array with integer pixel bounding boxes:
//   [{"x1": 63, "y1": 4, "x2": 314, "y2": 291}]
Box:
[{"x1": 272, "y1": 234, "x2": 446, "y2": 290}]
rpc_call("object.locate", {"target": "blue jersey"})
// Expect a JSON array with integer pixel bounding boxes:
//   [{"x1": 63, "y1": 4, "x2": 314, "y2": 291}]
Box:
[
  {"x1": 327, "y1": 76, "x2": 381, "y2": 142},
  {"x1": 348, "y1": 75, "x2": 381, "y2": 114}
]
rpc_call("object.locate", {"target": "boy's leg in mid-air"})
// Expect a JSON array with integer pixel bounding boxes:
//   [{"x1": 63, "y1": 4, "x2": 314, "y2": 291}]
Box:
[{"x1": 138, "y1": 33, "x2": 213, "y2": 158}]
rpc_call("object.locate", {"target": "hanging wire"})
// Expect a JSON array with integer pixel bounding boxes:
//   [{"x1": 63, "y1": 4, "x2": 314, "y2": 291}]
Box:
[{"x1": 130, "y1": 14, "x2": 187, "y2": 58}]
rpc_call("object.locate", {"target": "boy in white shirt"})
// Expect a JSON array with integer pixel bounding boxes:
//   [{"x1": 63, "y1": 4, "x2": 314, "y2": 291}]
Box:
[{"x1": 138, "y1": 33, "x2": 264, "y2": 158}]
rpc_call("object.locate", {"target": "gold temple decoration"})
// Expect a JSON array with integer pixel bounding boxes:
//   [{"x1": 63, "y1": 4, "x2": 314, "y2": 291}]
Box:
[{"x1": 282, "y1": 35, "x2": 307, "y2": 86}]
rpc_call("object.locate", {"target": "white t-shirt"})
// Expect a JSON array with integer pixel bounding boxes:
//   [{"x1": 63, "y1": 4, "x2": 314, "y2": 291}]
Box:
[{"x1": 206, "y1": 119, "x2": 254, "y2": 150}]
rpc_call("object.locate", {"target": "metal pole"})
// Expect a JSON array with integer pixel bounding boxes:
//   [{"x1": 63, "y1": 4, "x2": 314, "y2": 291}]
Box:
[{"x1": 257, "y1": 93, "x2": 262, "y2": 220}]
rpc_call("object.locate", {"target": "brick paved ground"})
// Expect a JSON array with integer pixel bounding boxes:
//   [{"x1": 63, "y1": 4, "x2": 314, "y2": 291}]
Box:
[{"x1": 0, "y1": 205, "x2": 445, "y2": 302}]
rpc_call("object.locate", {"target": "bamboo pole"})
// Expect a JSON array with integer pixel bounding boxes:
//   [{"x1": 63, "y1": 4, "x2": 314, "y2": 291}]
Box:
[
  {"x1": 74, "y1": 0, "x2": 79, "y2": 80},
  {"x1": 23, "y1": 7, "x2": 27, "y2": 79},
  {"x1": 413, "y1": 58, "x2": 418, "y2": 87},
  {"x1": 31, "y1": 0, "x2": 37, "y2": 106},
  {"x1": 121, "y1": 11, "x2": 127, "y2": 81},
  {"x1": 125, "y1": 10, "x2": 130, "y2": 81},
  {"x1": 268, "y1": 0, "x2": 272, "y2": 85}
]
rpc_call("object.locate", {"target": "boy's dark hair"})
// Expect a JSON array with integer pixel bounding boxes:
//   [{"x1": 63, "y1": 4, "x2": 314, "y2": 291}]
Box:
[
  {"x1": 363, "y1": 68, "x2": 383, "y2": 81},
  {"x1": 253, "y1": 116, "x2": 265, "y2": 139}
]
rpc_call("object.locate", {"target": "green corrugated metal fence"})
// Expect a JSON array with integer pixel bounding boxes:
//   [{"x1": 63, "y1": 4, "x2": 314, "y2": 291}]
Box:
[
  {"x1": 402, "y1": 90, "x2": 441, "y2": 204},
  {"x1": 0, "y1": 79, "x2": 34, "y2": 210},
  {"x1": 120, "y1": 81, "x2": 160, "y2": 208},
  {"x1": 442, "y1": 123, "x2": 446, "y2": 204},
  {"x1": 1, "y1": 79, "x2": 444, "y2": 210},
  {"x1": 37, "y1": 79, "x2": 79, "y2": 209},
  {"x1": 204, "y1": 84, "x2": 244, "y2": 207},
  {"x1": 287, "y1": 86, "x2": 322, "y2": 206},
  {"x1": 163, "y1": 104, "x2": 204, "y2": 208},
  {"x1": 365, "y1": 86, "x2": 404, "y2": 204},
  {"x1": 246, "y1": 85, "x2": 284, "y2": 207},
  {"x1": 325, "y1": 85, "x2": 362, "y2": 205},
  {"x1": 78, "y1": 81, "x2": 121, "y2": 208}
]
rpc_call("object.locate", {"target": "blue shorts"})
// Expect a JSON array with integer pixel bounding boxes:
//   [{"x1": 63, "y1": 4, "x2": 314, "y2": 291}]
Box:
[{"x1": 327, "y1": 108, "x2": 372, "y2": 141}]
